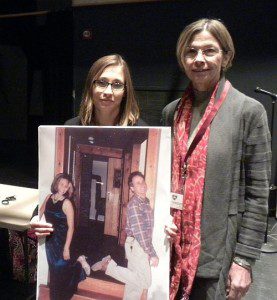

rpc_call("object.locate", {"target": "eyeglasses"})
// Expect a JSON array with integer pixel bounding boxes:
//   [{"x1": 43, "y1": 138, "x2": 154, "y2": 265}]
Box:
[
  {"x1": 93, "y1": 79, "x2": 125, "y2": 91},
  {"x1": 184, "y1": 47, "x2": 223, "y2": 59}
]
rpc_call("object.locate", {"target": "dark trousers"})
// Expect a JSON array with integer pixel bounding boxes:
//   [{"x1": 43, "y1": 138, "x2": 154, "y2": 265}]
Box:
[
  {"x1": 190, "y1": 277, "x2": 220, "y2": 300},
  {"x1": 176, "y1": 277, "x2": 222, "y2": 300}
]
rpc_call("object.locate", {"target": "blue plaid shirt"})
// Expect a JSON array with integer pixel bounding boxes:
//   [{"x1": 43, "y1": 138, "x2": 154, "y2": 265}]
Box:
[{"x1": 125, "y1": 194, "x2": 157, "y2": 258}]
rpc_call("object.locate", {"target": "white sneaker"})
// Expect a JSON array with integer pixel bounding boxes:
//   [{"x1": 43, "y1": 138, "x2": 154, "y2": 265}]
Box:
[
  {"x1": 77, "y1": 255, "x2": 91, "y2": 276},
  {"x1": 91, "y1": 255, "x2": 111, "y2": 271}
]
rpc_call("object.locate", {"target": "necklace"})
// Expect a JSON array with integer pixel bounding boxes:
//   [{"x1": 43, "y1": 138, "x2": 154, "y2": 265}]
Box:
[{"x1": 52, "y1": 194, "x2": 63, "y2": 204}]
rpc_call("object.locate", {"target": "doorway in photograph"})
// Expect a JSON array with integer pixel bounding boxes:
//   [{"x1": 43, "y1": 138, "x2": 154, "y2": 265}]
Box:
[{"x1": 74, "y1": 146, "x2": 126, "y2": 276}]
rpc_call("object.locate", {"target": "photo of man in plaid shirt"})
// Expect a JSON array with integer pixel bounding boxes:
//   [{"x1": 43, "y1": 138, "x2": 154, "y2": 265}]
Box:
[{"x1": 91, "y1": 171, "x2": 159, "y2": 300}]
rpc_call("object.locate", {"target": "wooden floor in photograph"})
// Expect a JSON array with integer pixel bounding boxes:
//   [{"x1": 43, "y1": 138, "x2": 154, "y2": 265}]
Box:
[{"x1": 39, "y1": 277, "x2": 124, "y2": 300}]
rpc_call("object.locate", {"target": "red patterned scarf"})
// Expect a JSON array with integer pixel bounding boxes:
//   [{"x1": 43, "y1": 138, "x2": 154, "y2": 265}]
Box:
[{"x1": 170, "y1": 80, "x2": 230, "y2": 299}]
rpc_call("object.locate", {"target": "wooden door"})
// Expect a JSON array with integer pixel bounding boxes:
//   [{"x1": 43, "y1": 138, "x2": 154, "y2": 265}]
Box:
[
  {"x1": 74, "y1": 145, "x2": 123, "y2": 226},
  {"x1": 104, "y1": 157, "x2": 122, "y2": 236},
  {"x1": 118, "y1": 152, "x2": 132, "y2": 245},
  {"x1": 118, "y1": 142, "x2": 143, "y2": 245}
]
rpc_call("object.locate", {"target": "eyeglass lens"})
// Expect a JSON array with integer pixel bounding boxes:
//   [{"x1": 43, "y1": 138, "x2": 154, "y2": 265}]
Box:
[
  {"x1": 94, "y1": 80, "x2": 124, "y2": 91},
  {"x1": 185, "y1": 47, "x2": 221, "y2": 59}
]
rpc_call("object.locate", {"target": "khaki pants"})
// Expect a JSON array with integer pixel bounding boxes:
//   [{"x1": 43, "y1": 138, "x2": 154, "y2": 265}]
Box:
[{"x1": 106, "y1": 237, "x2": 151, "y2": 300}]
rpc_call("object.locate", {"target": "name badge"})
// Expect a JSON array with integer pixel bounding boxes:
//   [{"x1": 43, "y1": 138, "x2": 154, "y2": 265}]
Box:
[{"x1": 170, "y1": 193, "x2": 183, "y2": 210}]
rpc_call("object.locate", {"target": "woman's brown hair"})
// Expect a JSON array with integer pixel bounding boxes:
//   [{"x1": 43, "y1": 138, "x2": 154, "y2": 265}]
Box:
[
  {"x1": 79, "y1": 54, "x2": 139, "y2": 126},
  {"x1": 176, "y1": 18, "x2": 235, "y2": 73}
]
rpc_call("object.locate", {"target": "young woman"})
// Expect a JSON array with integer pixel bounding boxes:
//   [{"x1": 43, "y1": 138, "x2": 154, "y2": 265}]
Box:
[
  {"x1": 65, "y1": 53, "x2": 145, "y2": 126},
  {"x1": 31, "y1": 54, "x2": 146, "y2": 236},
  {"x1": 40, "y1": 173, "x2": 89, "y2": 300}
]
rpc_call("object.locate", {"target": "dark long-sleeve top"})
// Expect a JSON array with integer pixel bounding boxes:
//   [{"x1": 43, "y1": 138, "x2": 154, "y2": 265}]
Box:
[
  {"x1": 64, "y1": 116, "x2": 147, "y2": 126},
  {"x1": 125, "y1": 194, "x2": 157, "y2": 258}
]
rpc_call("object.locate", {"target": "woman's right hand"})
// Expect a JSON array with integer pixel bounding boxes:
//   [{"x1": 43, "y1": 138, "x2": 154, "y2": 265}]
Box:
[
  {"x1": 63, "y1": 247, "x2": 70, "y2": 260},
  {"x1": 30, "y1": 215, "x2": 54, "y2": 238}
]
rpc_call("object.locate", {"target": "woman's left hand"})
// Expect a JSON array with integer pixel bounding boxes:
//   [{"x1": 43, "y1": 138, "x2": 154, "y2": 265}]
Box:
[
  {"x1": 226, "y1": 262, "x2": 252, "y2": 299},
  {"x1": 63, "y1": 247, "x2": 70, "y2": 260}
]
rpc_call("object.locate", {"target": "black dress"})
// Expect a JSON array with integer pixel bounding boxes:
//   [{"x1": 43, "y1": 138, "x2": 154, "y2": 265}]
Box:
[{"x1": 44, "y1": 196, "x2": 86, "y2": 300}]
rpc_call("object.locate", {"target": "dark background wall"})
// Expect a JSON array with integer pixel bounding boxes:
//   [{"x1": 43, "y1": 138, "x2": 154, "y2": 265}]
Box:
[
  {"x1": 73, "y1": 1, "x2": 276, "y2": 125},
  {"x1": 0, "y1": 1, "x2": 276, "y2": 210}
]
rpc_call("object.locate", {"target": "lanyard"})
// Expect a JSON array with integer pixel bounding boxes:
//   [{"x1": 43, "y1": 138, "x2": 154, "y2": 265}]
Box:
[{"x1": 179, "y1": 80, "x2": 231, "y2": 183}]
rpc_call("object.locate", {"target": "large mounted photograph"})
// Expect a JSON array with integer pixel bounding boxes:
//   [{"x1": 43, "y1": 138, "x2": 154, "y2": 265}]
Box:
[{"x1": 37, "y1": 126, "x2": 171, "y2": 300}]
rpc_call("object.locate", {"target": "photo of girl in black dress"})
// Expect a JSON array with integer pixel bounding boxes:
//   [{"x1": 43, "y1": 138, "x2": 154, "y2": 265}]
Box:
[{"x1": 39, "y1": 173, "x2": 90, "y2": 300}]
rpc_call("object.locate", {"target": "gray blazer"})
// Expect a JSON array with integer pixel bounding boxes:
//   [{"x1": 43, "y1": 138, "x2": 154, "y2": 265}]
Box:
[{"x1": 162, "y1": 83, "x2": 271, "y2": 298}]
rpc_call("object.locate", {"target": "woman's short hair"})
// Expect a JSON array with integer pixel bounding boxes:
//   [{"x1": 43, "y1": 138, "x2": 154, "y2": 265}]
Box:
[
  {"x1": 176, "y1": 18, "x2": 235, "y2": 72},
  {"x1": 51, "y1": 173, "x2": 73, "y2": 198},
  {"x1": 79, "y1": 54, "x2": 140, "y2": 126}
]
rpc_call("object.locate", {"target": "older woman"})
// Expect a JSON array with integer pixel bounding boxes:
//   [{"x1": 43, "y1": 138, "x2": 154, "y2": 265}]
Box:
[{"x1": 163, "y1": 19, "x2": 271, "y2": 300}]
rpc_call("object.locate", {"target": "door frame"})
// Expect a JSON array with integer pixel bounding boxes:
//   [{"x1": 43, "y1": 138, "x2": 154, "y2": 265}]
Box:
[{"x1": 74, "y1": 144, "x2": 123, "y2": 226}]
